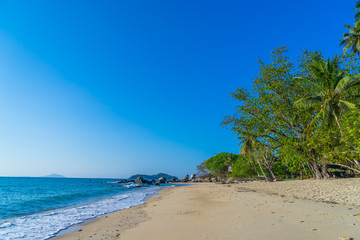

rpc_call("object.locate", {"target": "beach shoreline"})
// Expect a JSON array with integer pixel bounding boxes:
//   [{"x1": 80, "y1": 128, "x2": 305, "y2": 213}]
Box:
[
  {"x1": 57, "y1": 179, "x2": 360, "y2": 240},
  {"x1": 55, "y1": 186, "x2": 175, "y2": 240}
]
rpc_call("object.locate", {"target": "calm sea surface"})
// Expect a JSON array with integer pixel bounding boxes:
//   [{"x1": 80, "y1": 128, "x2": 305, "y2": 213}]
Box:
[{"x1": 0, "y1": 177, "x2": 164, "y2": 240}]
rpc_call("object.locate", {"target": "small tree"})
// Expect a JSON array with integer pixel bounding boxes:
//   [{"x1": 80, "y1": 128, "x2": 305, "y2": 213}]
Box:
[
  {"x1": 205, "y1": 153, "x2": 238, "y2": 177},
  {"x1": 196, "y1": 161, "x2": 209, "y2": 177}
]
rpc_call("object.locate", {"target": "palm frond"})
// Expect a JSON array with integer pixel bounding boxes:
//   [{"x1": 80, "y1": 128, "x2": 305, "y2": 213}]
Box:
[
  {"x1": 304, "y1": 108, "x2": 324, "y2": 136},
  {"x1": 293, "y1": 77, "x2": 324, "y2": 94},
  {"x1": 335, "y1": 75, "x2": 360, "y2": 94},
  {"x1": 341, "y1": 96, "x2": 360, "y2": 106},
  {"x1": 295, "y1": 96, "x2": 323, "y2": 109},
  {"x1": 344, "y1": 24, "x2": 355, "y2": 31},
  {"x1": 355, "y1": 0, "x2": 360, "y2": 21},
  {"x1": 338, "y1": 100, "x2": 357, "y2": 112}
]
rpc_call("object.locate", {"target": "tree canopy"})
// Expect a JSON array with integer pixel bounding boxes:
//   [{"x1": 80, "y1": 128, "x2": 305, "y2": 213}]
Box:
[
  {"x1": 221, "y1": 47, "x2": 360, "y2": 180},
  {"x1": 198, "y1": 2, "x2": 360, "y2": 181}
]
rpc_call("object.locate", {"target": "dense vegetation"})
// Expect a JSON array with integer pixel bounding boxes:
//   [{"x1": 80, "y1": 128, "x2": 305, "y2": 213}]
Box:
[{"x1": 198, "y1": 2, "x2": 360, "y2": 181}]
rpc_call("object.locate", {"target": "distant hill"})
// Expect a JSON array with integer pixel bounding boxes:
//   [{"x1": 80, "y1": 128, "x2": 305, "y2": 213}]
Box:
[
  {"x1": 129, "y1": 173, "x2": 177, "y2": 180},
  {"x1": 43, "y1": 174, "x2": 66, "y2": 178}
]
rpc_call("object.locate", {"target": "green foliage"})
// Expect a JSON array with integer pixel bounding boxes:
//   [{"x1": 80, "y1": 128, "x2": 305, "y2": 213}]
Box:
[
  {"x1": 340, "y1": 1, "x2": 360, "y2": 55},
  {"x1": 341, "y1": 110, "x2": 360, "y2": 149},
  {"x1": 205, "y1": 152, "x2": 238, "y2": 177},
  {"x1": 196, "y1": 161, "x2": 209, "y2": 177},
  {"x1": 223, "y1": 47, "x2": 360, "y2": 179},
  {"x1": 223, "y1": 47, "x2": 314, "y2": 180},
  {"x1": 333, "y1": 110, "x2": 360, "y2": 173},
  {"x1": 294, "y1": 56, "x2": 360, "y2": 136},
  {"x1": 229, "y1": 155, "x2": 257, "y2": 178},
  {"x1": 340, "y1": 24, "x2": 360, "y2": 55}
]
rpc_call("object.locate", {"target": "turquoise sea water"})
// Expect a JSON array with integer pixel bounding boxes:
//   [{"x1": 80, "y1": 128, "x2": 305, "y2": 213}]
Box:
[{"x1": 0, "y1": 177, "x2": 164, "y2": 240}]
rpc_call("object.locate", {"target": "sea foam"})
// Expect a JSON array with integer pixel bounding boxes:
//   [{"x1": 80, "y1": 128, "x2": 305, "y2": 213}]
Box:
[{"x1": 0, "y1": 186, "x2": 161, "y2": 240}]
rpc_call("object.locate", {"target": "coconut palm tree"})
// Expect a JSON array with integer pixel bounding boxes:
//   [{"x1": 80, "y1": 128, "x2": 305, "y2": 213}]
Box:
[
  {"x1": 295, "y1": 57, "x2": 360, "y2": 135},
  {"x1": 355, "y1": 0, "x2": 360, "y2": 22},
  {"x1": 340, "y1": 0, "x2": 360, "y2": 54},
  {"x1": 340, "y1": 24, "x2": 360, "y2": 55},
  {"x1": 239, "y1": 135, "x2": 256, "y2": 156}
]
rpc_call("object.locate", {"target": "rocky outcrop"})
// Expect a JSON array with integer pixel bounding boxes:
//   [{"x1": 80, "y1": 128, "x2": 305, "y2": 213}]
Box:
[
  {"x1": 182, "y1": 175, "x2": 189, "y2": 182},
  {"x1": 157, "y1": 177, "x2": 166, "y2": 184},
  {"x1": 129, "y1": 173, "x2": 177, "y2": 181},
  {"x1": 135, "y1": 177, "x2": 148, "y2": 184},
  {"x1": 115, "y1": 175, "x2": 255, "y2": 186},
  {"x1": 193, "y1": 175, "x2": 257, "y2": 184}
]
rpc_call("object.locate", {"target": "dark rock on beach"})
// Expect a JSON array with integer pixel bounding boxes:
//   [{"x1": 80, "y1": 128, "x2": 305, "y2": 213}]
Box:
[
  {"x1": 169, "y1": 178, "x2": 176, "y2": 183},
  {"x1": 157, "y1": 177, "x2": 166, "y2": 184},
  {"x1": 182, "y1": 175, "x2": 189, "y2": 182},
  {"x1": 135, "y1": 177, "x2": 148, "y2": 184}
]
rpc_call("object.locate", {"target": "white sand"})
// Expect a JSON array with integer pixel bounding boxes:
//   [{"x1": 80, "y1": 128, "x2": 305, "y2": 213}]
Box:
[{"x1": 58, "y1": 180, "x2": 360, "y2": 240}]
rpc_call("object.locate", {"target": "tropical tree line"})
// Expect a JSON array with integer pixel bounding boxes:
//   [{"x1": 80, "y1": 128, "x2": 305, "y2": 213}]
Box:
[{"x1": 199, "y1": 2, "x2": 360, "y2": 181}]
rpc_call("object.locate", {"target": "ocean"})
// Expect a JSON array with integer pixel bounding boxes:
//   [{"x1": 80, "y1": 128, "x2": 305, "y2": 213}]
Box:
[{"x1": 0, "y1": 177, "x2": 166, "y2": 240}]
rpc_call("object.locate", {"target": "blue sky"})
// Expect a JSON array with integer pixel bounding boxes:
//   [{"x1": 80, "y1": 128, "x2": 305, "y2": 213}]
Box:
[{"x1": 0, "y1": 0, "x2": 356, "y2": 178}]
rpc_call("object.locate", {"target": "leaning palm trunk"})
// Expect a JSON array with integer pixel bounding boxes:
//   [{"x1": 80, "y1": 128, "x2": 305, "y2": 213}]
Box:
[
  {"x1": 262, "y1": 149, "x2": 278, "y2": 181},
  {"x1": 331, "y1": 108, "x2": 343, "y2": 136},
  {"x1": 262, "y1": 155, "x2": 277, "y2": 181},
  {"x1": 255, "y1": 158, "x2": 270, "y2": 182},
  {"x1": 330, "y1": 162, "x2": 360, "y2": 174}
]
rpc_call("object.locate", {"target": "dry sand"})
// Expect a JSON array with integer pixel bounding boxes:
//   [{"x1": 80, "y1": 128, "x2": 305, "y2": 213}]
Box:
[{"x1": 58, "y1": 180, "x2": 360, "y2": 240}]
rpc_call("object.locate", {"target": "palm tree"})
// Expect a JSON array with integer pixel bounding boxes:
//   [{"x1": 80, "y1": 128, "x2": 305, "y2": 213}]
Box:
[
  {"x1": 340, "y1": 0, "x2": 360, "y2": 54},
  {"x1": 355, "y1": 0, "x2": 360, "y2": 22},
  {"x1": 340, "y1": 24, "x2": 360, "y2": 55},
  {"x1": 239, "y1": 135, "x2": 256, "y2": 156},
  {"x1": 295, "y1": 57, "x2": 360, "y2": 135}
]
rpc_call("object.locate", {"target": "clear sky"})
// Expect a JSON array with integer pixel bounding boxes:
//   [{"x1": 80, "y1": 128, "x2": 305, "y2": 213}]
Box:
[{"x1": 0, "y1": 0, "x2": 356, "y2": 178}]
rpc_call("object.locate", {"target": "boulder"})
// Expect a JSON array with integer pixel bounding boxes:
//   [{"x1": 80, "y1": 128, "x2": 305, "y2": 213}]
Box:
[
  {"x1": 169, "y1": 178, "x2": 176, "y2": 182},
  {"x1": 118, "y1": 180, "x2": 128, "y2": 183},
  {"x1": 135, "y1": 177, "x2": 147, "y2": 184},
  {"x1": 183, "y1": 174, "x2": 189, "y2": 182},
  {"x1": 190, "y1": 174, "x2": 196, "y2": 180},
  {"x1": 158, "y1": 177, "x2": 166, "y2": 183},
  {"x1": 226, "y1": 179, "x2": 234, "y2": 184}
]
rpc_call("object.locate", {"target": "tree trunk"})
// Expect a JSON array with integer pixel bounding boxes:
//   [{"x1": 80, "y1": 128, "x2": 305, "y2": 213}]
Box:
[
  {"x1": 268, "y1": 166, "x2": 277, "y2": 181},
  {"x1": 332, "y1": 108, "x2": 343, "y2": 136},
  {"x1": 354, "y1": 160, "x2": 360, "y2": 170},
  {"x1": 261, "y1": 154, "x2": 277, "y2": 181},
  {"x1": 256, "y1": 158, "x2": 270, "y2": 182},
  {"x1": 329, "y1": 163, "x2": 360, "y2": 174},
  {"x1": 311, "y1": 161, "x2": 322, "y2": 179},
  {"x1": 321, "y1": 158, "x2": 329, "y2": 179}
]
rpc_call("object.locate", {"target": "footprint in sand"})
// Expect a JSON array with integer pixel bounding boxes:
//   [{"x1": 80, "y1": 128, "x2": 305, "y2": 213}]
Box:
[{"x1": 177, "y1": 210, "x2": 200, "y2": 216}]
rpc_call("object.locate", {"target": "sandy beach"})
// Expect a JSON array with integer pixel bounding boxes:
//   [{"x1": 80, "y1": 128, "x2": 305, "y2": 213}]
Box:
[{"x1": 58, "y1": 180, "x2": 360, "y2": 240}]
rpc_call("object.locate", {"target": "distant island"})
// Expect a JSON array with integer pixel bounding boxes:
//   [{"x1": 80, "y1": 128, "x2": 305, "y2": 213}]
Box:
[
  {"x1": 43, "y1": 174, "x2": 66, "y2": 178},
  {"x1": 129, "y1": 173, "x2": 177, "y2": 180}
]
